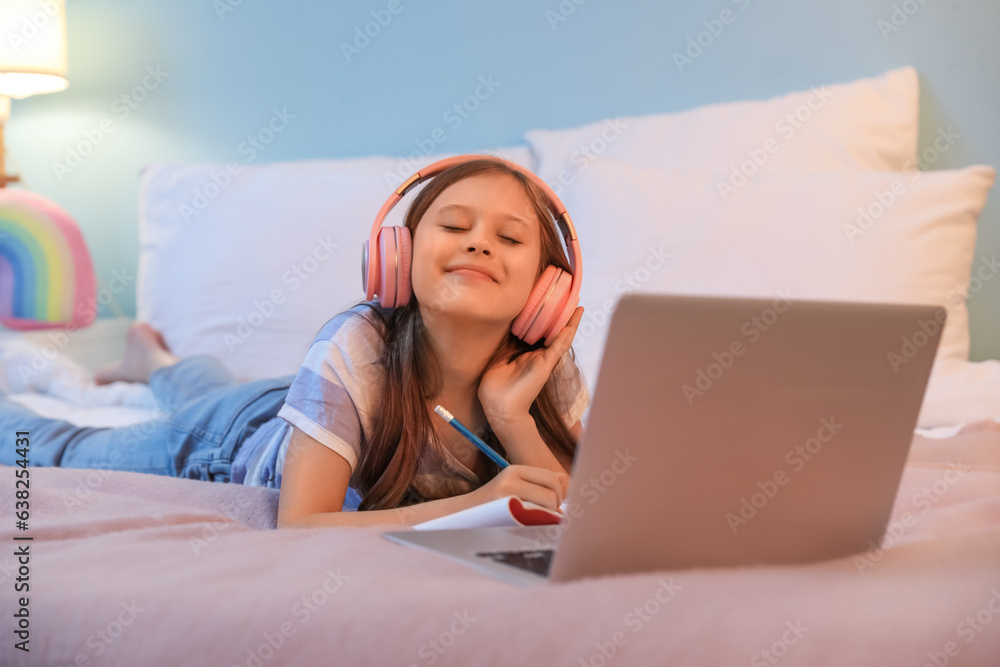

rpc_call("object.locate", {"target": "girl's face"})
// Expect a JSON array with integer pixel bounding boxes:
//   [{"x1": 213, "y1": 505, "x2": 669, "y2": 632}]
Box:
[{"x1": 410, "y1": 172, "x2": 543, "y2": 327}]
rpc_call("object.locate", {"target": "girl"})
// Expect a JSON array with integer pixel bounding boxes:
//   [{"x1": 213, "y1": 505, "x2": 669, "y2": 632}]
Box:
[{"x1": 0, "y1": 156, "x2": 589, "y2": 528}]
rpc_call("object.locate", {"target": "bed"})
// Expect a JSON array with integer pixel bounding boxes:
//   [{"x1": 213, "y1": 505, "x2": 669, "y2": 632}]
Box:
[{"x1": 3, "y1": 66, "x2": 1000, "y2": 666}]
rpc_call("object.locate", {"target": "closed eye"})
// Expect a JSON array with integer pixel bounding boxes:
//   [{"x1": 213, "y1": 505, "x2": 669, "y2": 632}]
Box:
[{"x1": 440, "y1": 222, "x2": 520, "y2": 244}]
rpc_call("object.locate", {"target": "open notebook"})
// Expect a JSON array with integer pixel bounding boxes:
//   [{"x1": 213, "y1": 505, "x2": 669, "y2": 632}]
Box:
[{"x1": 414, "y1": 496, "x2": 566, "y2": 530}]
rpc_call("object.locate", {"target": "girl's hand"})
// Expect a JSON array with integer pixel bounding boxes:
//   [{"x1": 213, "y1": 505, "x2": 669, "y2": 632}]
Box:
[
  {"x1": 478, "y1": 306, "x2": 583, "y2": 432},
  {"x1": 469, "y1": 464, "x2": 569, "y2": 511}
]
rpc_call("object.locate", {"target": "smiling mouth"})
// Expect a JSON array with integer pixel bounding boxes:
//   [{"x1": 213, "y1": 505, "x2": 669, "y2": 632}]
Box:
[{"x1": 446, "y1": 267, "x2": 497, "y2": 282}]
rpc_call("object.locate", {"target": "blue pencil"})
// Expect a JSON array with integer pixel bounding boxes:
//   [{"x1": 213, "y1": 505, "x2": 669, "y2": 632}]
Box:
[{"x1": 433, "y1": 405, "x2": 509, "y2": 469}]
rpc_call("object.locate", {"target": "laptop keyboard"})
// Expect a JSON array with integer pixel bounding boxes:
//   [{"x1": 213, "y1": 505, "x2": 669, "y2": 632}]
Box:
[{"x1": 475, "y1": 549, "x2": 554, "y2": 576}]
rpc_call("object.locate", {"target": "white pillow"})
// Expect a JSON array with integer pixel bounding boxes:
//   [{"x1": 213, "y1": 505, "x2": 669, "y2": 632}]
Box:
[
  {"x1": 561, "y1": 161, "x2": 995, "y2": 391},
  {"x1": 526, "y1": 67, "x2": 918, "y2": 191},
  {"x1": 137, "y1": 147, "x2": 534, "y2": 381}
]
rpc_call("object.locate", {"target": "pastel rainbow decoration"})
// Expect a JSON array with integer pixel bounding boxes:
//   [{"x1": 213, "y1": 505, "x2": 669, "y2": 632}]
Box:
[{"x1": 0, "y1": 189, "x2": 96, "y2": 331}]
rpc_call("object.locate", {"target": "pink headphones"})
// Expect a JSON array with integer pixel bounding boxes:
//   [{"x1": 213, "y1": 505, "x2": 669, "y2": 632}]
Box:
[{"x1": 362, "y1": 155, "x2": 582, "y2": 345}]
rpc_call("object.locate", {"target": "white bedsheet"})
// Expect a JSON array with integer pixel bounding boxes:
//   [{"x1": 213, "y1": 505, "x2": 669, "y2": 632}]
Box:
[{"x1": 0, "y1": 340, "x2": 160, "y2": 426}]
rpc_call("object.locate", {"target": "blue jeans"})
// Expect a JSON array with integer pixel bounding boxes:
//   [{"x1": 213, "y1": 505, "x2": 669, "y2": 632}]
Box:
[{"x1": 0, "y1": 356, "x2": 293, "y2": 484}]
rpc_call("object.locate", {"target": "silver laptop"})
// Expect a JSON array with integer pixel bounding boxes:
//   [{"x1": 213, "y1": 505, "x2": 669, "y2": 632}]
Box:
[{"x1": 383, "y1": 293, "x2": 943, "y2": 587}]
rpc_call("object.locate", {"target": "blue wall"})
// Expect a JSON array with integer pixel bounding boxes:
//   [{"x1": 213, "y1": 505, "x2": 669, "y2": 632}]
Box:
[{"x1": 9, "y1": 0, "x2": 1000, "y2": 359}]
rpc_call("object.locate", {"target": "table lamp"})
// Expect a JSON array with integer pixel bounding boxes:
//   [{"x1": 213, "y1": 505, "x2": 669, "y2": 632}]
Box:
[
  {"x1": 0, "y1": 0, "x2": 69, "y2": 186},
  {"x1": 0, "y1": 0, "x2": 95, "y2": 331}
]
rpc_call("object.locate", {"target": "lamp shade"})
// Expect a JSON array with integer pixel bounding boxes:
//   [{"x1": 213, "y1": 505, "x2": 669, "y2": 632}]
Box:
[{"x1": 0, "y1": 0, "x2": 68, "y2": 99}]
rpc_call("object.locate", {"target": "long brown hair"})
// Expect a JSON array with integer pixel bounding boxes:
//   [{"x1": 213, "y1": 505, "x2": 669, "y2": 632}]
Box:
[{"x1": 354, "y1": 158, "x2": 579, "y2": 511}]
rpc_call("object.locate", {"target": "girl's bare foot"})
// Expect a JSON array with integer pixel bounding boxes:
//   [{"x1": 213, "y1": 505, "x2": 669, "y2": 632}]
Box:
[{"x1": 94, "y1": 323, "x2": 180, "y2": 385}]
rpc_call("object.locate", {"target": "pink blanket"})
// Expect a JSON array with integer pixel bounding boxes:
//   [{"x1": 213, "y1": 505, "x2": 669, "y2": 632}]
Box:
[{"x1": 2, "y1": 429, "x2": 999, "y2": 666}]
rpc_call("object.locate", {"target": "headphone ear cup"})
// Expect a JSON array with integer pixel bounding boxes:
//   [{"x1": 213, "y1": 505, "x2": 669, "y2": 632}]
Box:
[
  {"x1": 512, "y1": 266, "x2": 557, "y2": 341},
  {"x1": 532, "y1": 269, "x2": 573, "y2": 345},
  {"x1": 376, "y1": 227, "x2": 396, "y2": 308},
  {"x1": 395, "y1": 227, "x2": 412, "y2": 307},
  {"x1": 362, "y1": 239, "x2": 373, "y2": 297},
  {"x1": 512, "y1": 266, "x2": 573, "y2": 345},
  {"x1": 376, "y1": 226, "x2": 412, "y2": 308}
]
